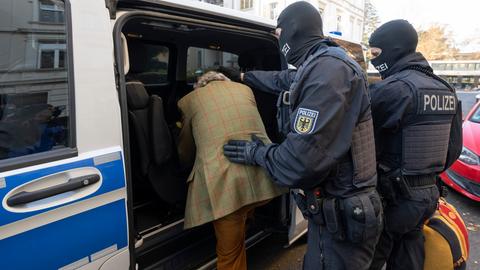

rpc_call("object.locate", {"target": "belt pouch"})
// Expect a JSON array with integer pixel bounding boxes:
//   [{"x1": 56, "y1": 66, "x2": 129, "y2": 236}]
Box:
[{"x1": 322, "y1": 198, "x2": 344, "y2": 240}]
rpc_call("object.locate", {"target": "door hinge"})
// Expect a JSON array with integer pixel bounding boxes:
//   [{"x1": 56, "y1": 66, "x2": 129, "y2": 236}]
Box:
[{"x1": 105, "y1": 0, "x2": 118, "y2": 19}]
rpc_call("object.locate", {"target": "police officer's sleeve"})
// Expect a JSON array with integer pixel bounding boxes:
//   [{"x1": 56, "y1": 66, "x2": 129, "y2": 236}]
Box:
[
  {"x1": 253, "y1": 62, "x2": 359, "y2": 189},
  {"x1": 369, "y1": 80, "x2": 413, "y2": 134},
  {"x1": 243, "y1": 69, "x2": 296, "y2": 95}
]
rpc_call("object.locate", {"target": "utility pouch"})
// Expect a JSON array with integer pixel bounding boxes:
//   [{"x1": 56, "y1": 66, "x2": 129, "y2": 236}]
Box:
[
  {"x1": 276, "y1": 91, "x2": 291, "y2": 137},
  {"x1": 306, "y1": 189, "x2": 325, "y2": 226},
  {"x1": 342, "y1": 193, "x2": 378, "y2": 243},
  {"x1": 322, "y1": 197, "x2": 344, "y2": 240}
]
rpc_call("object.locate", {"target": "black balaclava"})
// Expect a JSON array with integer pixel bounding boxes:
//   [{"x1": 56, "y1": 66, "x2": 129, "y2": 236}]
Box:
[
  {"x1": 369, "y1": 20, "x2": 418, "y2": 77},
  {"x1": 277, "y1": 1, "x2": 324, "y2": 67}
]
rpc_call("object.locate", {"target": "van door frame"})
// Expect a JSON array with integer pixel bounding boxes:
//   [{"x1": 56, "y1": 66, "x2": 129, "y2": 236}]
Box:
[{"x1": 112, "y1": 10, "x2": 289, "y2": 268}]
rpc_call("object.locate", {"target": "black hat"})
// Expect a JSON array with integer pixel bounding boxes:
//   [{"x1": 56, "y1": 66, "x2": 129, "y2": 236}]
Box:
[
  {"x1": 369, "y1": 19, "x2": 418, "y2": 77},
  {"x1": 277, "y1": 1, "x2": 324, "y2": 67}
]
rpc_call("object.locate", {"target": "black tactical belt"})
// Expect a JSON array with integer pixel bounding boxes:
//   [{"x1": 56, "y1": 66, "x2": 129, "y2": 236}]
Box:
[{"x1": 404, "y1": 174, "x2": 437, "y2": 187}]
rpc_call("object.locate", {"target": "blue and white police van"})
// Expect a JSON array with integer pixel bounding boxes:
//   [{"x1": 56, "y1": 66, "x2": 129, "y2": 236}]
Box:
[{"x1": 0, "y1": 1, "x2": 366, "y2": 269}]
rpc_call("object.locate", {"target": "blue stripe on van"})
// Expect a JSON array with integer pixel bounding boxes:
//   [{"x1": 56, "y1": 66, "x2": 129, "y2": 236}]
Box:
[
  {"x1": 0, "y1": 152, "x2": 126, "y2": 227},
  {"x1": 0, "y1": 199, "x2": 128, "y2": 270}
]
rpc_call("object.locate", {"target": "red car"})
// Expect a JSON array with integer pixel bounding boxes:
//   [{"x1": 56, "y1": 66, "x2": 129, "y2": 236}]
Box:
[{"x1": 440, "y1": 101, "x2": 480, "y2": 201}]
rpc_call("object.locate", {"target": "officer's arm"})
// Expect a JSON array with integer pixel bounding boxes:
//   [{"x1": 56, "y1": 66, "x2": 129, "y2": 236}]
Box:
[
  {"x1": 243, "y1": 69, "x2": 296, "y2": 95},
  {"x1": 254, "y1": 64, "x2": 356, "y2": 189},
  {"x1": 369, "y1": 81, "x2": 413, "y2": 134}
]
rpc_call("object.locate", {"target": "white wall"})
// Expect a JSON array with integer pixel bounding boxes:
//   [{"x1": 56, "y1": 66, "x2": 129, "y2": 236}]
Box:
[{"x1": 215, "y1": 0, "x2": 365, "y2": 43}]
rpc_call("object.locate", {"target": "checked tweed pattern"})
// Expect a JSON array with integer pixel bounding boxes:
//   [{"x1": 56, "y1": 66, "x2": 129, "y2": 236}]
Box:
[{"x1": 177, "y1": 81, "x2": 286, "y2": 229}]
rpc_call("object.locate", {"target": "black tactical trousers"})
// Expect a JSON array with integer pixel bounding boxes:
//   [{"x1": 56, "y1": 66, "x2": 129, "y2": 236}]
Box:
[
  {"x1": 302, "y1": 191, "x2": 382, "y2": 270},
  {"x1": 303, "y1": 220, "x2": 381, "y2": 270},
  {"x1": 369, "y1": 186, "x2": 439, "y2": 270}
]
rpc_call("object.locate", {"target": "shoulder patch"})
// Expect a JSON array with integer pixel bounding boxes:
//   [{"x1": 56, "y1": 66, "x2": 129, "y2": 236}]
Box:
[{"x1": 294, "y1": 108, "x2": 319, "y2": 134}]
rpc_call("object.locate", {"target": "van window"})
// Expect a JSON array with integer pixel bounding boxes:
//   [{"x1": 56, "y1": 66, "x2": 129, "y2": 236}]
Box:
[
  {"x1": 127, "y1": 42, "x2": 169, "y2": 85},
  {"x1": 186, "y1": 47, "x2": 239, "y2": 84},
  {"x1": 0, "y1": 0, "x2": 73, "y2": 161}
]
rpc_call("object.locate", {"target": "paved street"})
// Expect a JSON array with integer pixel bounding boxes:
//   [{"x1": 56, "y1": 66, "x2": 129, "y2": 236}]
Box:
[
  {"x1": 247, "y1": 91, "x2": 480, "y2": 270},
  {"x1": 457, "y1": 90, "x2": 479, "y2": 116}
]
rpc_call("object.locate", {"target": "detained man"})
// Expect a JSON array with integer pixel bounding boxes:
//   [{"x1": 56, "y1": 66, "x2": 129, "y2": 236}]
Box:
[{"x1": 176, "y1": 71, "x2": 286, "y2": 270}]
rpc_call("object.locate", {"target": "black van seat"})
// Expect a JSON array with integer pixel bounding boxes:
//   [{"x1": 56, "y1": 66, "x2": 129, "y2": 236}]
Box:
[{"x1": 126, "y1": 81, "x2": 186, "y2": 205}]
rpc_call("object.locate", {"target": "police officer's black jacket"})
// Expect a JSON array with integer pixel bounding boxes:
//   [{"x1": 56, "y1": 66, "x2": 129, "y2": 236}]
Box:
[
  {"x1": 369, "y1": 52, "x2": 457, "y2": 175},
  {"x1": 243, "y1": 45, "x2": 377, "y2": 197}
]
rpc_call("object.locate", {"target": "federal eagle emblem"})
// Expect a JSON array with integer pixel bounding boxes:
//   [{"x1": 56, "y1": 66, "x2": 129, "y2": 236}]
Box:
[{"x1": 294, "y1": 108, "x2": 319, "y2": 134}]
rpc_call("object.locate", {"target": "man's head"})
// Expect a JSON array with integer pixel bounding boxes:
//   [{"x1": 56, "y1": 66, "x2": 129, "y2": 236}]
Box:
[
  {"x1": 276, "y1": 1, "x2": 323, "y2": 67},
  {"x1": 368, "y1": 20, "x2": 418, "y2": 77},
  {"x1": 194, "y1": 71, "x2": 231, "y2": 89}
]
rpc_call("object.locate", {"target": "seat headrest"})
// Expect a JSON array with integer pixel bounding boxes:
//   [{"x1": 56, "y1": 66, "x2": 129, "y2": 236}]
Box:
[{"x1": 126, "y1": 81, "x2": 149, "y2": 110}]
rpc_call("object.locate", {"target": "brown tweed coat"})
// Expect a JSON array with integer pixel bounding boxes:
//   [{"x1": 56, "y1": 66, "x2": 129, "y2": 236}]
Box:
[{"x1": 177, "y1": 81, "x2": 286, "y2": 229}]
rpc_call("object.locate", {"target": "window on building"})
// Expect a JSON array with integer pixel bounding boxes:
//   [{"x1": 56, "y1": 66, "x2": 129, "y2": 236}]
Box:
[
  {"x1": 467, "y1": 63, "x2": 476, "y2": 71},
  {"x1": 461, "y1": 77, "x2": 475, "y2": 84},
  {"x1": 336, "y1": 13, "x2": 342, "y2": 32},
  {"x1": 432, "y1": 63, "x2": 447, "y2": 70},
  {"x1": 349, "y1": 16, "x2": 355, "y2": 38},
  {"x1": 39, "y1": 0, "x2": 65, "y2": 23},
  {"x1": 318, "y1": 1, "x2": 326, "y2": 17},
  {"x1": 38, "y1": 41, "x2": 66, "y2": 69},
  {"x1": 356, "y1": 19, "x2": 362, "y2": 41},
  {"x1": 476, "y1": 63, "x2": 480, "y2": 70},
  {"x1": 269, "y1": 2, "x2": 278, "y2": 19},
  {"x1": 186, "y1": 47, "x2": 239, "y2": 84},
  {"x1": 0, "y1": 0, "x2": 73, "y2": 161},
  {"x1": 126, "y1": 43, "x2": 170, "y2": 85},
  {"x1": 240, "y1": 0, "x2": 253, "y2": 9}
]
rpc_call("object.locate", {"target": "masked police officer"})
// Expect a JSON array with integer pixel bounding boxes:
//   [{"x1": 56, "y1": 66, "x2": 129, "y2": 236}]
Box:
[
  {"x1": 367, "y1": 20, "x2": 461, "y2": 270},
  {"x1": 222, "y1": 2, "x2": 383, "y2": 269}
]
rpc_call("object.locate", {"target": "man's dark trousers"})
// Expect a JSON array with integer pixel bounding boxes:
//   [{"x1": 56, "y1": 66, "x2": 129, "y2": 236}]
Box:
[{"x1": 369, "y1": 187, "x2": 439, "y2": 270}]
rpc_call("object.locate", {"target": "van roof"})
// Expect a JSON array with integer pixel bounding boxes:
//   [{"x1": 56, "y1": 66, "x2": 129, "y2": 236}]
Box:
[
  {"x1": 117, "y1": 0, "x2": 359, "y2": 43},
  {"x1": 118, "y1": 0, "x2": 277, "y2": 29}
]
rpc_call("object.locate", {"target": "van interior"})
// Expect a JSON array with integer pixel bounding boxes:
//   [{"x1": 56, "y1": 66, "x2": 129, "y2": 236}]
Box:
[{"x1": 119, "y1": 16, "x2": 287, "y2": 269}]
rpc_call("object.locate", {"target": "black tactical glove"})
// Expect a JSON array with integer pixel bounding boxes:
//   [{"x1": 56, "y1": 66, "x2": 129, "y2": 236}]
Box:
[
  {"x1": 223, "y1": 134, "x2": 264, "y2": 165},
  {"x1": 217, "y1": 66, "x2": 242, "y2": 83}
]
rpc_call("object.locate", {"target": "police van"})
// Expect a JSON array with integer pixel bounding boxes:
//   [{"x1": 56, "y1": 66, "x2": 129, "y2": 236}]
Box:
[{"x1": 0, "y1": 1, "x2": 366, "y2": 269}]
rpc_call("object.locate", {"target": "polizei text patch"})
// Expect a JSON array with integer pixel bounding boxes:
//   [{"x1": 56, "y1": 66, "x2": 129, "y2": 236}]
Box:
[{"x1": 418, "y1": 89, "x2": 456, "y2": 115}]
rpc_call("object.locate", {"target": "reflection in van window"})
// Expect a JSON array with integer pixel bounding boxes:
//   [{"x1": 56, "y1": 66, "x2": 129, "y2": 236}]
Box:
[
  {"x1": 0, "y1": 0, "x2": 71, "y2": 160},
  {"x1": 127, "y1": 42, "x2": 169, "y2": 85},
  {"x1": 187, "y1": 47, "x2": 239, "y2": 83}
]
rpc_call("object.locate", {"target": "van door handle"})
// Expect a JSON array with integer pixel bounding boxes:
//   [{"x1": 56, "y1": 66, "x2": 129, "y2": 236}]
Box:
[{"x1": 6, "y1": 174, "x2": 100, "y2": 207}]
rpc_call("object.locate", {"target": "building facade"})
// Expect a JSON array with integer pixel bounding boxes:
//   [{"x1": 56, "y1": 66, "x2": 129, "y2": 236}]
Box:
[
  {"x1": 201, "y1": 0, "x2": 365, "y2": 43},
  {"x1": 431, "y1": 60, "x2": 480, "y2": 90}
]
